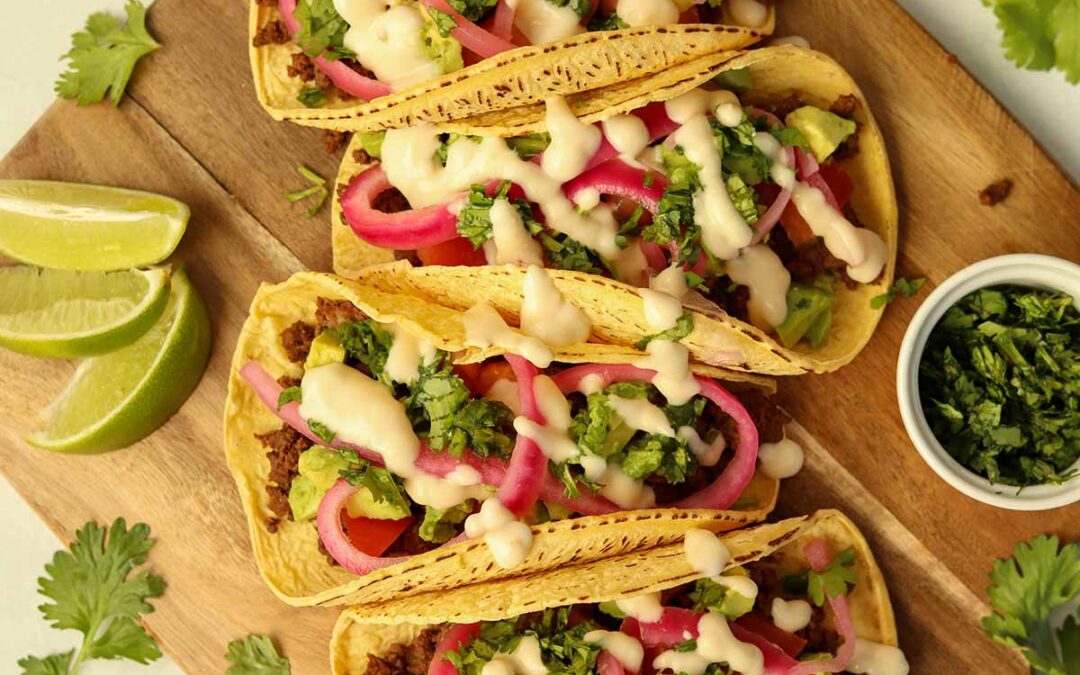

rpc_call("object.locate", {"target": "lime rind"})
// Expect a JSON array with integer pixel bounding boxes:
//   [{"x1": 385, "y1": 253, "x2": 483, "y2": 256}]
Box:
[
  {"x1": 0, "y1": 180, "x2": 189, "y2": 271},
  {"x1": 0, "y1": 266, "x2": 172, "y2": 358},
  {"x1": 28, "y1": 267, "x2": 212, "y2": 453}
]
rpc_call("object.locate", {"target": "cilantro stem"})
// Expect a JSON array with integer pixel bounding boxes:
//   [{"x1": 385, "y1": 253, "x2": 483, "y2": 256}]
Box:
[{"x1": 297, "y1": 164, "x2": 326, "y2": 186}]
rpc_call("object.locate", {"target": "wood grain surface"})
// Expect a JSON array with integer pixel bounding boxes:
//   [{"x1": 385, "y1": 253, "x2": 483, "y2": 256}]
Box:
[{"x1": 1, "y1": 0, "x2": 1077, "y2": 672}]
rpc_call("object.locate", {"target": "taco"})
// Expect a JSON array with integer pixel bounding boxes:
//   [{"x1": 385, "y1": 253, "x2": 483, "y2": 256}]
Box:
[
  {"x1": 330, "y1": 45, "x2": 897, "y2": 375},
  {"x1": 249, "y1": 0, "x2": 775, "y2": 128},
  {"x1": 330, "y1": 510, "x2": 909, "y2": 674},
  {"x1": 224, "y1": 271, "x2": 799, "y2": 607}
]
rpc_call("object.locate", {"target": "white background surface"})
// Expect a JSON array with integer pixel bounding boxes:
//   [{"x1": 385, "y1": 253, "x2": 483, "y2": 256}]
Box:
[{"x1": 1, "y1": 1, "x2": 1077, "y2": 673}]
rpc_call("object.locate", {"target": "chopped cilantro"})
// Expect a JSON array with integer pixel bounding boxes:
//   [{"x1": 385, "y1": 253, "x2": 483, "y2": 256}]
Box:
[
  {"x1": 545, "y1": 0, "x2": 594, "y2": 18},
  {"x1": 308, "y1": 419, "x2": 336, "y2": 444},
  {"x1": 982, "y1": 0, "x2": 1079, "y2": 84},
  {"x1": 55, "y1": 1, "x2": 161, "y2": 106},
  {"x1": 983, "y1": 534, "x2": 1080, "y2": 675},
  {"x1": 339, "y1": 451, "x2": 412, "y2": 511},
  {"x1": 643, "y1": 148, "x2": 703, "y2": 267},
  {"x1": 588, "y1": 11, "x2": 629, "y2": 30},
  {"x1": 918, "y1": 285, "x2": 1080, "y2": 486},
  {"x1": 427, "y1": 7, "x2": 458, "y2": 37},
  {"x1": 293, "y1": 0, "x2": 355, "y2": 60},
  {"x1": 871, "y1": 276, "x2": 927, "y2": 309},
  {"x1": 328, "y1": 319, "x2": 395, "y2": 383},
  {"x1": 447, "y1": 608, "x2": 601, "y2": 675},
  {"x1": 456, "y1": 182, "x2": 541, "y2": 248},
  {"x1": 225, "y1": 634, "x2": 291, "y2": 675},
  {"x1": 507, "y1": 133, "x2": 552, "y2": 159},
  {"x1": 447, "y1": 0, "x2": 498, "y2": 22},
  {"x1": 277, "y1": 386, "x2": 302, "y2": 408},
  {"x1": 540, "y1": 233, "x2": 605, "y2": 274},
  {"x1": 17, "y1": 519, "x2": 164, "y2": 674},
  {"x1": 782, "y1": 546, "x2": 857, "y2": 607},
  {"x1": 770, "y1": 126, "x2": 812, "y2": 152},
  {"x1": 296, "y1": 86, "x2": 325, "y2": 108},
  {"x1": 636, "y1": 312, "x2": 694, "y2": 349},
  {"x1": 419, "y1": 502, "x2": 475, "y2": 543}
]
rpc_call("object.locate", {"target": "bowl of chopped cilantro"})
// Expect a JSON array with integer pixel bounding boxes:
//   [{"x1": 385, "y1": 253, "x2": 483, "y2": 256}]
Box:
[{"x1": 897, "y1": 254, "x2": 1080, "y2": 510}]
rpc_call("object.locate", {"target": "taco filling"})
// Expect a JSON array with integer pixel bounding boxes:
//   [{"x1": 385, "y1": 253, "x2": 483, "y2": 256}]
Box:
[
  {"x1": 339, "y1": 79, "x2": 886, "y2": 351},
  {"x1": 252, "y1": 0, "x2": 774, "y2": 103},
  {"x1": 348, "y1": 528, "x2": 908, "y2": 674},
  {"x1": 241, "y1": 294, "x2": 791, "y2": 577}
]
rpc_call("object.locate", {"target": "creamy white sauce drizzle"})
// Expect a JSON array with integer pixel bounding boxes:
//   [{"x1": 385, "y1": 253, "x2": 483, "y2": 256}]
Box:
[
  {"x1": 483, "y1": 198, "x2": 544, "y2": 266},
  {"x1": 758, "y1": 437, "x2": 805, "y2": 479},
  {"x1": 615, "y1": 0, "x2": 679, "y2": 26},
  {"x1": 520, "y1": 265, "x2": 592, "y2": 346},
  {"x1": 664, "y1": 90, "x2": 740, "y2": 125},
  {"x1": 584, "y1": 630, "x2": 645, "y2": 671},
  {"x1": 578, "y1": 373, "x2": 606, "y2": 396},
  {"x1": 678, "y1": 426, "x2": 725, "y2": 467},
  {"x1": 542, "y1": 97, "x2": 602, "y2": 182},
  {"x1": 640, "y1": 288, "x2": 684, "y2": 332},
  {"x1": 404, "y1": 473, "x2": 487, "y2": 510},
  {"x1": 598, "y1": 464, "x2": 656, "y2": 509},
  {"x1": 299, "y1": 363, "x2": 419, "y2": 477},
  {"x1": 463, "y1": 302, "x2": 553, "y2": 368},
  {"x1": 608, "y1": 395, "x2": 675, "y2": 437},
  {"x1": 724, "y1": 244, "x2": 792, "y2": 328},
  {"x1": 634, "y1": 339, "x2": 700, "y2": 406},
  {"x1": 446, "y1": 464, "x2": 483, "y2": 486},
  {"x1": 770, "y1": 597, "x2": 812, "y2": 633},
  {"x1": 683, "y1": 528, "x2": 732, "y2": 578},
  {"x1": 772, "y1": 35, "x2": 811, "y2": 48},
  {"x1": 513, "y1": 375, "x2": 579, "y2": 462},
  {"x1": 714, "y1": 574, "x2": 759, "y2": 603},
  {"x1": 464, "y1": 499, "x2": 534, "y2": 569},
  {"x1": 571, "y1": 186, "x2": 601, "y2": 210},
  {"x1": 790, "y1": 182, "x2": 887, "y2": 283},
  {"x1": 847, "y1": 639, "x2": 911, "y2": 675},
  {"x1": 384, "y1": 324, "x2": 436, "y2": 384},
  {"x1": 652, "y1": 612, "x2": 764, "y2": 675},
  {"x1": 752, "y1": 131, "x2": 796, "y2": 190},
  {"x1": 334, "y1": 0, "x2": 442, "y2": 90},
  {"x1": 615, "y1": 592, "x2": 664, "y2": 623},
  {"x1": 479, "y1": 634, "x2": 548, "y2": 675},
  {"x1": 485, "y1": 378, "x2": 522, "y2": 415},
  {"x1": 380, "y1": 127, "x2": 619, "y2": 257},
  {"x1": 612, "y1": 240, "x2": 650, "y2": 287},
  {"x1": 506, "y1": 0, "x2": 583, "y2": 44},
  {"x1": 602, "y1": 114, "x2": 652, "y2": 159},
  {"x1": 652, "y1": 264, "x2": 689, "y2": 299},
  {"x1": 727, "y1": 0, "x2": 769, "y2": 27}
]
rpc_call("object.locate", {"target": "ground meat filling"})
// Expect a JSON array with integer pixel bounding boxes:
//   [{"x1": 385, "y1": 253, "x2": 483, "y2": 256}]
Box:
[
  {"x1": 252, "y1": 20, "x2": 290, "y2": 47},
  {"x1": 749, "y1": 559, "x2": 843, "y2": 655},
  {"x1": 256, "y1": 425, "x2": 312, "y2": 531},
  {"x1": 280, "y1": 321, "x2": 314, "y2": 363},
  {"x1": 372, "y1": 187, "x2": 411, "y2": 214},
  {"x1": 362, "y1": 627, "x2": 447, "y2": 675},
  {"x1": 315, "y1": 297, "x2": 367, "y2": 330},
  {"x1": 322, "y1": 130, "x2": 351, "y2": 155}
]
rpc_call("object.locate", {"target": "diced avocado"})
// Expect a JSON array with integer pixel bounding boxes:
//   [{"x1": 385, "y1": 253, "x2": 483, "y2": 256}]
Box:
[
  {"x1": 344, "y1": 486, "x2": 412, "y2": 521},
  {"x1": 303, "y1": 332, "x2": 345, "y2": 370},
  {"x1": 712, "y1": 67, "x2": 753, "y2": 94},
  {"x1": 421, "y1": 22, "x2": 464, "y2": 75},
  {"x1": 297, "y1": 447, "x2": 350, "y2": 491},
  {"x1": 288, "y1": 475, "x2": 320, "y2": 522},
  {"x1": 714, "y1": 571, "x2": 756, "y2": 619},
  {"x1": 784, "y1": 106, "x2": 857, "y2": 162},
  {"x1": 776, "y1": 282, "x2": 835, "y2": 348},
  {"x1": 358, "y1": 132, "x2": 385, "y2": 159}
]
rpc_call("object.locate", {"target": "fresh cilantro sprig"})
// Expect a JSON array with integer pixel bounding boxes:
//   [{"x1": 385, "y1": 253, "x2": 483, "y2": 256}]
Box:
[
  {"x1": 636, "y1": 312, "x2": 694, "y2": 349},
  {"x1": 226, "y1": 634, "x2": 291, "y2": 675},
  {"x1": 55, "y1": 1, "x2": 161, "y2": 106},
  {"x1": 781, "y1": 546, "x2": 857, "y2": 606},
  {"x1": 871, "y1": 276, "x2": 927, "y2": 309},
  {"x1": 284, "y1": 165, "x2": 329, "y2": 218},
  {"x1": 18, "y1": 519, "x2": 165, "y2": 675},
  {"x1": 982, "y1": 0, "x2": 1079, "y2": 84},
  {"x1": 293, "y1": 0, "x2": 355, "y2": 60},
  {"x1": 983, "y1": 535, "x2": 1080, "y2": 675}
]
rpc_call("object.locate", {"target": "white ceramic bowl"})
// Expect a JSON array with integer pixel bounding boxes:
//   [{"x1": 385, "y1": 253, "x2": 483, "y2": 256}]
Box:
[{"x1": 896, "y1": 254, "x2": 1080, "y2": 510}]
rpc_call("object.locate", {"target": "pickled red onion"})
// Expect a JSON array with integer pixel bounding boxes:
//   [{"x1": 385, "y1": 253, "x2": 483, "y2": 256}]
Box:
[
  {"x1": 428, "y1": 623, "x2": 481, "y2": 675},
  {"x1": 597, "y1": 650, "x2": 628, "y2": 675},
  {"x1": 340, "y1": 165, "x2": 460, "y2": 248},
  {"x1": 578, "y1": 103, "x2": 680, "y2": 171},
  {"x1": 562, "y1": 160, "x2": 668, "y2": 214},
  {"x1": 793, "y1": 146, "x2": 820, "y2": 180},
  {"x1": 277, "y1": 0, "x2": 392, "y2": 100},
  {"x1": 749, "y1": 107, "x2": 783, "y2": 129},
  {"x1": 550, "y1": 364, "x2": 758, "y2": 510},
  {"x1": 491, "y1": 0, "x2": 515, "y2": 41},
  {"x1": 418, "y1": 0, "x2": 518, "y2": 57},
  {"x1": 496, "y1": 355, "x2": 547, "y2": 516},
  {"x1": 316, "y1": 479, "x2": 411, "y2": 574},
  {"x1": 785, "y1": 539, "x2": 856, "y2": 674}
]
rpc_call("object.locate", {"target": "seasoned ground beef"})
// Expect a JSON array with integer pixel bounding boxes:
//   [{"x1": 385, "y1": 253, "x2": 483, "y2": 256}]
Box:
[
  {"x1": 711, "y1": 284, "x2": 750, "y2": 321},
  {"x1": 276, "y1": 375, "x2": 301, "y2": 389},
  {"x1": 372, "y1": 187, "x2": 411, "y2": 214},
  {"x1": 979, "y1": 178, "x2": 1013, "y2": 206},
  {"x1": 315, "y1": 297, "x2": 366, "y2": 330},
  {"x1": 829, "y1": 94, "x2": 857, "y2": 118},
  {"x1": 832, "y1": 131, "x2": 860, "y2": 161},
  {"x1": 767, "y1": 227, "x2": 847, "y2": 283},
  {"x1": 252, "y1": 20, "x2": 289, "y2": 47},
  {"x1": 363, "y1": 628, "x2": 446, "y2": 675},
  {"x1": 739, "y1": 389, "x2": 790, "y2": 443},
  {"x1": 384, "y1": 512, "x2": 455, "y2": 556},
  {"x1": 769, "y1": 93, "x2": 804, "y2": 119},
  {"x1": 287, "y1": 52, "x2": 317, "y2": 81},
  {"x1": 314, "y1": 67, "x2": 333, "y2": 91},
  {"x1": 256, "y1": 425, "x2": 312, "y2": 528},
  {"x1": 280, "y1": 320, "x2": 315, "y2": 363},
  {"x1": 322, "y1": 130, "x2": 350, "y2": 155},
  {"x1": 352, "y1": 148, "x2": 373, "y2": 165}
]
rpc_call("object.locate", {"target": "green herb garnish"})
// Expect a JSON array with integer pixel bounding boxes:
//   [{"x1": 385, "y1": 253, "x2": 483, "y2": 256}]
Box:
[
  {"x1": 226, "y1": 634, "x2": 291, "y2": 674},
  {"x1": 636, "y1": 312, "x2": 694, "y2": 349},
  {"x1": 284, "y1": 165, "x2": 329, "y2": 217},
  {"x1": 981, "y1": 0, "x2": 1079, "y2": 84},
  {"x1": 918, "y1": 285, "x2": 1080, "y2": 487},
  {"x1": 871, "y1": 276, "x2": 927, "y2": 309},
  {"x1": 18, "y1": 519, "x2": 164, "y2": 674}
]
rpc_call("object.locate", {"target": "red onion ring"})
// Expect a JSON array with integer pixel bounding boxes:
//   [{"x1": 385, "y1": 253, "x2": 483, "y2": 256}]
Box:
[
  {"x1": 340, "y1": 165, "x2": 460, "y2": 249},
  {"x1": 418, "y1": 0, "x2": 518, "y2": 57},
  {"x1": 428, "y1": 623, "x2": 481, "y2": 675},
  {"x1": 785, "y1": 540, "x2": 857, "y2": 674},
  {"x1": 562, "y1": 160, "x2": 668, "y2": 214},
  {"x1": 315, "y1": 478, "x2": 411, "y2": 574}
]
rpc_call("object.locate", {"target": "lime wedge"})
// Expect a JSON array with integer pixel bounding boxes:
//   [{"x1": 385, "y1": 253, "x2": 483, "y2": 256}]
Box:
[
  {"x1": 0, "y1": 180, "x2": 189, "y2": 271},
  {"x1": 29, "y1": 268, "x2": 211, "y2": 453},
  {"x1": 0, "y1": 266, "x2": 171, "y2": 358}
]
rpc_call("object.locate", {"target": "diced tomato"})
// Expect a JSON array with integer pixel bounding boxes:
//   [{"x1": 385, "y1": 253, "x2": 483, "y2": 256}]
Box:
[
  {"x1": 818, "y1": 163, "x2": 854, "y2": 210},
  {"x1": 678, "y1": 6, "x2": 700, "y2": 22},
  {"x1": 417, "y1": 237, "x2": 487, "y2": 267},
  {"x1": 452, "y1": 363, "x2": 483, "y2": 390},
  {"x1": 341, "y1": 513, "x2": 413, "y2": 557},
  {"x1": 735, "y1": 612, "x2": 808, "y2": 658},
  {"x1": 473, "y1": 360, "x2": 516, "y2": 394},
  {"x1": 779, "y1": 202, "x2": 817, "y2": 246}
]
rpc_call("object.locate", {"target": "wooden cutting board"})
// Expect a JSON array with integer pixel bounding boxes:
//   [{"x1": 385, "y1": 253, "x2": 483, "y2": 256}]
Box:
[{"x1": 1, "y1": 0, "x2": 1077, "y2": 671}]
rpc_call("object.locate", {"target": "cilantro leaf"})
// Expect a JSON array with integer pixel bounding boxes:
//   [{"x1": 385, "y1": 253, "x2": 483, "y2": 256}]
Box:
[
  {"x1": 540, "y1": 233, "x2": 605, "y2": 274},
  {"x1": 296, "y1": 87, "x2": 326, "y2": 108},
  {"x1": 448, "y1": 608, "x2": 601, "y2": 675},
  {"x1": 982, "y1": 0, "x2": 1080, "y2": 83},
  {"x1": 545, "y1": 0, "x2": 594, "y2": 18},
  {"x1": 339, "y1": 453, "x2": 413, "y2": 512},
  {"x1": 870, "y1": 276, "x2": 927, "y2": 309},
  {"x1": 688, "y1": 577, "x2": 756, "y2": 619},
  {"x1": 506, "y1": 133, "x2": 552, "y2": 159},
  {"x1": 226, "y1": 634, "x2": 291, "y2": 675},
  {"x1": 588, "y1": 11, "x2": 629, "y2": 30},
  {"x1": 636, "y1": 312, "x2": 694, "y2": 349},
  {"x1": 55, "y1": 1, "x2": 161, "y2": 106},
  {"x1": 308, "y1": 419, "x2": 336, "y2": 444},
  {"x1": 983, "y1": 535, "x2": 1080, "y2": 675},
  {"x1": 447, "y1": 0, "x2": 498, "y2": 22},
  {"x1": 805, "y1": 546, "x2": 857, "y2": 606},
  {"x1": 455, "y1": 182, "x2": 540, "y2": 249},
  {"x1": 277, "y1": 386, "x2": 302, "y2": 408},
  {"x1": 419, "y1": 502, "x2": 475, "y2": 543},
  {"x1": 427, "y1": 7, "x2": 458, "y2": 37},
  {"x1": 293, "y1": 0, "x2": 355, "y2": 60},
  {"x1": 329, "y1": 319, "x2": 395, "y2": 384},
  {"x1": 20, "y1": 519, "x2": 164, "y2": 674}
]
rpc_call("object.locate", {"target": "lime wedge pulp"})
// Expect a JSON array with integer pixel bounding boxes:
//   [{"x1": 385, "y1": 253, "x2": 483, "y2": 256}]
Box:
[
  {"x1": 0, "y1": 266, "x2": 171, "y2": 358},
  {"x1": 29, "y1": 268, "x2": 212, "y2": 453},
  {"x1": 0, "y1": 180, "x2": 189, "y2": 271}
]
